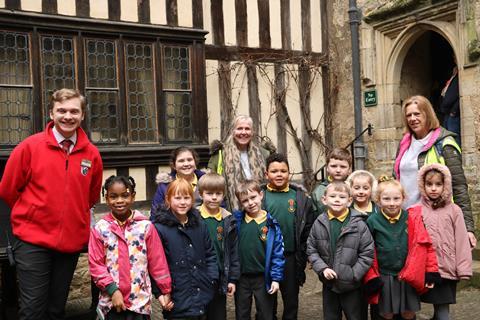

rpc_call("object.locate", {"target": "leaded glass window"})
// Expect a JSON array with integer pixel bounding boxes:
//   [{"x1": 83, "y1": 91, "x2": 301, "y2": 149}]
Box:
[
  {"x1": 0, "y1": 31, "x2": 32, "y2": 145},
  {"x1": 163, "y1": 45, "x2": 192, "y2": 142},
  {"x1": 85, "y1": 39, "x2": 119, "y2": 144},
  {"x1": 40, "y1": 35, "x2": 75, "y2": 124},
  {"x1": 126, "y1": 41, "x2": 158, "y2": 143}
]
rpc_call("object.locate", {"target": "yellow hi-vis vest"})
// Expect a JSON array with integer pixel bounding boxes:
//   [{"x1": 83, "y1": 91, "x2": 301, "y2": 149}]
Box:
[
  {"x1": 216, "y1": 150, "x2": 224, "y2": 175},
  {"x1": 424, "y1": 136, "x2": 461, "y2": 166}
]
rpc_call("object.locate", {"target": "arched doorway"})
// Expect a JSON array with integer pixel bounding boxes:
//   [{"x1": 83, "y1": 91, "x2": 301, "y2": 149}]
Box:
[{"x1": 399, "y1": 30, "x2": 461, "y2": 143}]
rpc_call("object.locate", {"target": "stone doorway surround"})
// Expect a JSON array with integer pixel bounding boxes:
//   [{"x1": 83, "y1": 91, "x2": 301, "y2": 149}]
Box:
[{"x1": 359, "y1": 0, "x2": 478, "y2": 176}]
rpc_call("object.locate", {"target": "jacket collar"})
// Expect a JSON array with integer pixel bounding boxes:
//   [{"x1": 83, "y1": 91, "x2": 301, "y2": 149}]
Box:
[{"x1": 44, "y1": 121, "x2": 90, "y2": 153}]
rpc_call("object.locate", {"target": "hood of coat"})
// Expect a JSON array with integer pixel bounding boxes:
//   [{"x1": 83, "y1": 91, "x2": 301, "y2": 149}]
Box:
[
  {"x1": 154, "y1": 205, "x2": 200, "y2": 228},
  {"x1": 417, "y1": 163, "x2": 453, "y2": 205},
  {"x1": 155, "y1": 171, "x2": 174, "y2": 184}
]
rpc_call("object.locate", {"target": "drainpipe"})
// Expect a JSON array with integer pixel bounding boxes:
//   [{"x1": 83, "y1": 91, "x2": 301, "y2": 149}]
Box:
[{"x1": 348, "y1": 0, "x2": 366, "y2": 170}]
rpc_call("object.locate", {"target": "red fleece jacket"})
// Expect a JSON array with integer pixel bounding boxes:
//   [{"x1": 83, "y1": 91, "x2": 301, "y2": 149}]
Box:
[{"x1": 0, "y1": 122, "x2": 103, "y2": 252}]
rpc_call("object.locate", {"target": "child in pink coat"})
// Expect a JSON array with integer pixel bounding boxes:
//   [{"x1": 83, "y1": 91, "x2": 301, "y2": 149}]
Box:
[
  {"x1": 414, "y1": 163, "x2": 472, "y2": 320},
  {"x1": 89, "y1": 176, "x2": 172, "y2": 319}
]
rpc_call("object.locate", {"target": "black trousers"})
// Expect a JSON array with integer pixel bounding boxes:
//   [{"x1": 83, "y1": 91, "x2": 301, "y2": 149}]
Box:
[
  {"x1": 206, "y1": 289, "x2": 227, "y2": 320},
  {"x1": 13, "y1": 239, "x2": 79, "y2": 320},
  {"x1": 322, "y1": 285, "x2": 364, "y2": 320},
  {"x1": 235, "y1": 274, "x2": 274, "y2": 320},
  {"x1": 273, "y1": 253, "x2": 299, "y2": 320}
]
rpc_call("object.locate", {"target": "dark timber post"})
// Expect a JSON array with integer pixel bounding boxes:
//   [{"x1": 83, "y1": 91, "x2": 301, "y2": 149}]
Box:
[{"x1": 348, "y1": 0, "x2": 366, "y2": 170}]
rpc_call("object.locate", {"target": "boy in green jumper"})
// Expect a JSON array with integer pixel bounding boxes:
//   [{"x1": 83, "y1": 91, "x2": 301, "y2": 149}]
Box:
[
  {"x1": 234, "y1": 180, "x2": 285, "y2": 320},
  {"x1": 312, "y1": 148, "x2": 352, "y2": 214},
  {"x1": 307, "y1": 181, "x2": 374, "y2": 320},
  {"x1": 197, "y1": 173, "x2": 240, "y2": 320},
  {"x1": 262, "y1": 153, "x2": 315, "y2": 320}
]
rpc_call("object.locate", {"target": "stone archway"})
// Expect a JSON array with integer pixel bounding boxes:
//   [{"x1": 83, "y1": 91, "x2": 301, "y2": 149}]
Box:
[{"x1": 383, "y1": 22, "x2": 462, "y2": 142}]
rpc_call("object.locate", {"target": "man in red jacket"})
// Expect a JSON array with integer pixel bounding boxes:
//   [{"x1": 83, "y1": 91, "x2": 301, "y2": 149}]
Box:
[{"x1": 0, "y1": 88, "x2": 103, "y2": 320}]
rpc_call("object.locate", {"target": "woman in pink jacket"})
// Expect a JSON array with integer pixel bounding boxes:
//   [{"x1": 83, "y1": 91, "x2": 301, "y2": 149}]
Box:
[
  {"x1": 89, "y1": 176, "x2": 173, "y2": 319},
  {"x1": 414, "y1": 163, "x2": 472, "y2": 320}
]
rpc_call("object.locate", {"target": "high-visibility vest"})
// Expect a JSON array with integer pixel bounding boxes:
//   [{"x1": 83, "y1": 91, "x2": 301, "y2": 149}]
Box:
[
  {"x1": 424, "y1": 136, "x2": 461, "y2": 166},
  {"x1": 216, "y1": 150, "x2": 224, "y2": 175}
]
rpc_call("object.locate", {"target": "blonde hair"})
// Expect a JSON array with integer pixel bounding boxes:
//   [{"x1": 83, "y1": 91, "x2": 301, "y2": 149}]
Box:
[
  {"x1": 402, "y1": 95, "x2": 440, "y2": 135},
  {"x1": 49, "y1": 88, "x2": 86, "y2": 113},
  {"x1": 324, "y1": 181, "x2": 352, "y2": 197},
  {"x1": 373, "y1": 177, "x2": 407, "y2": 203},
  {"x1": 164, "y1": 178, "x2": 194, "y2": 209},
  {"x1": 346, "y1": 170, "x2": 377, "y2": 196},
  {"x1": 198, "y1": 173, "x2": 226, "y2": 194}
]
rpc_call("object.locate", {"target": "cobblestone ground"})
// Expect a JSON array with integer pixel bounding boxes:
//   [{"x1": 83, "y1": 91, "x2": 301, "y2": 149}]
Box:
[{"x1": 66, "y1": 268, "x2": 479, "y2": 319}]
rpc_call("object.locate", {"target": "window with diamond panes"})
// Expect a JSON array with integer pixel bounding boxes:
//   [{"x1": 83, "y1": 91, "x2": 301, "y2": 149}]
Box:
[
  {"x1": 40, "y1": 35, "x2": 75, "y2": 124},
  {"x1": 0, "y1": 31, "x2": 33, "y2": 145},
  {"x1": 85, "y1": 39, "x2": 119, "y2": 144},
  {"x1": 125, "y1": 41, "x2": 158, "y2": 143},
  {"x1": 163, "y1": 45, "x2": 192, "y2": 142}
]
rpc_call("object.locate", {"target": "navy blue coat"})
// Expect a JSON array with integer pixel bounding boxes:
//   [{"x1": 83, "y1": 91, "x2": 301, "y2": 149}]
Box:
[
  {"x1": 153, "y1": 208, "x2": 219, "y2": 319},
  {"x1": 233, "y1": 210, "x2": 285, "y2": 291}
]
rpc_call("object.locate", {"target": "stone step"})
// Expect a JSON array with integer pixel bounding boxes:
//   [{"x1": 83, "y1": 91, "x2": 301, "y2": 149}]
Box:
[{"x1": 459, "y1": 259, "x2": 480, "y2": 289}]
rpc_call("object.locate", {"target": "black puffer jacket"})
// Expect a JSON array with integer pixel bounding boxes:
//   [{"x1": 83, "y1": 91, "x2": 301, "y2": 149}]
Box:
[
  {"x1": 306, "y1": 209, "x2": 374, "y2": 293},
  {"x1": 153, "y1": 207, "x2": 219, "y2": 319}
]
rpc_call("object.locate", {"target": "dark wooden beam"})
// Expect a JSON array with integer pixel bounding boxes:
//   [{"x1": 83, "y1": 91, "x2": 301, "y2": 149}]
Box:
[
  {"x1": 108, "y1": 0, "x2": 121, "y2": 21},
  {"x1": 138, "y1": 0, "x2": 150, "y2": 24},
  {"x1": 274, "y1": 64, "x2": 287, "y2": 153},
  {"x1": 166, "y1": 0, "x2": 178, "y2": 26},
  {"x1": 218, "y1": 61, "x2": 233, "y2": 139},
  {"x1": 5, "y1": 0, "x2": 20, "y2": 10},
  {"x1": 246, "y1": 63, "x2": 260, "y2": 134},
  {"x1": 258, "y1": 0, "x2": 271, "y2": 48},
  {"x1": 211, "y1": 0, "x2": 224, "y2": 45},
  {"x1": 116, "y1": 167, "x2": 129, "y2": 178},
  {"x1": 235, "y1": 0, "x2": 247, "y2": 46},
  {"x1": 192, "y1": 0, "x2": 204, "y2": 29},
  {"x1": 205, "y1": 45, "x2": 328, "y2": 66},
  {"x1": 42, "y1": 0, "x2": 57, "y2": 14},
  {"x1": 280, "y1": 0, "x2": 291, "y2": 50},
  {"x1": 75, "y1": 0, "x2": 90, "y2": 18},
  {"x1": 192, "y1": 41, "x2": 209, "y2": 144},
  {"x1": 301, "y1": 0, "x2": 311, "y2": 52},
  {"x1": 145, "y1": 165, "x2": 159, "y2": 200}
]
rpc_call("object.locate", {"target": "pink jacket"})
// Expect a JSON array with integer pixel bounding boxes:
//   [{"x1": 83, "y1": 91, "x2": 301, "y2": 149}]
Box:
[
  {"x1": 89, "y1": 210, "x2": 171, "y2": 316},
  {"x1": 415, "y1": 163, "x2": 472, "y2": 280}
]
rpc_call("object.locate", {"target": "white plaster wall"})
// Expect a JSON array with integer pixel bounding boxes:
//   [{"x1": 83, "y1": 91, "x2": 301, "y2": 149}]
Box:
[
  {"x1": 129, "y1": 167, "x2": 147, "y2": 201},
  {"x1": 100, "y1": 168, "x2": 117, "y2": 204},
  {"x1": 121, "y1": 0, "x2": 138, "y2": 22},
  {"x1": 309, "y1": 70, "x2": 326, "y2": 170},
  {"x1": 231, "y1": 62, "x2": 249, "y2": 116},
  {"x1": 311, "y1": 0, "x2": 322, "y2": 52},
  {"x1": 247, "y1": 0, "x2": 259, "y2": 47},
  {"x1": 206, "y1": 59, "x2": 222, "y2": 142},
  {"x1": 57, "y1": 0, "x2": 76, "y2": 16},
  {"x1": 290, "y1": 0, "x2": 302, "y2": 50},
  {"x1": 150, "y1": 0, "x2": 167, "y2": 25},
  {"x1": 203, "y1": 0, "x2": 213, "y2": 44},
  {"x1": 177, "y1": 0, "x2": 193, "y2": 28},
  {"x1": 0, "y1": 1, "x2": 5, "y2": 8},
  {"x1": 223, "y1": 0, "x2": 237, "y2": 45},
  {"x1": 269, "y1": 0, "x2": 282, "y2": 49},
  {"x1": 284, "y1": 64, "x2": 302, "y2": 176},
  {"x1": 90, "y1": 0, "x2": 109, "y2": 19},
  {"x1": 257, "y1": 63, "x2": 277, "y2": 143},
  {"x1": 21, "y1": 0, "x2": 41, "y2": 12}
]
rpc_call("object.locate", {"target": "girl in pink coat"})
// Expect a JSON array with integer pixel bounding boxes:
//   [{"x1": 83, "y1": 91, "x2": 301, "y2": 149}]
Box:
[
  {"x1": 414, "y1": 163, "x2": 472, "y2": 320},
  {"x1": 89, "y1": 176, "x2": 173, "y2": 319}
]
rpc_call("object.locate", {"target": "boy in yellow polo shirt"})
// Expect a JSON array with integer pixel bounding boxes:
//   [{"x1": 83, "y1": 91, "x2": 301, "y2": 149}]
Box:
[
  {"x1": 198, "y1": 173, "x2": 240, "y2": 320},
  {"x1": 307, "y1": 181, "x2": 374, "y2": 320}
]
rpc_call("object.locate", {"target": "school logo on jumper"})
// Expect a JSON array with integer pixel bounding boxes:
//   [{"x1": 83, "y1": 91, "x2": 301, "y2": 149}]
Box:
[
  {"x1": 260, "y1": 226, "x2": 268, "y2": 242},
  {"x1": 288, "y1": 199, "x2": 295, "y2": 213},
  {"x1": 81, "y1": 159, "x2": 92, "y2": 176},
  {"x1": 216, "y1": 225, "x2": 223, "y2": 241}
]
